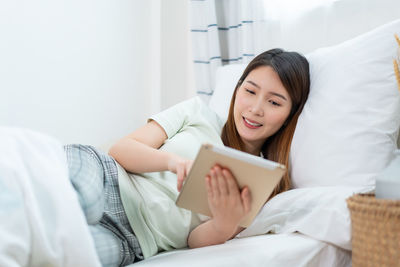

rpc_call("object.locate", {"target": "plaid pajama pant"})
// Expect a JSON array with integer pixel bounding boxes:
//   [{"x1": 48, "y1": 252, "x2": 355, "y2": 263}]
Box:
[{"x1": 64, "y1": 144, "x2": 143, "y2": 267}]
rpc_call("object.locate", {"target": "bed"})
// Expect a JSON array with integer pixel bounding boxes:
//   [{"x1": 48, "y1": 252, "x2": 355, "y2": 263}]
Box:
[{"x1": 1, "y1": 2, "x2": 400, "y2": 267}]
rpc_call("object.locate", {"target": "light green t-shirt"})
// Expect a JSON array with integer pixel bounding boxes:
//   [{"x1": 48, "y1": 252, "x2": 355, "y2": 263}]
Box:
[{"x1": 117, "y1": 97, "x2": 225, "y2": 258}]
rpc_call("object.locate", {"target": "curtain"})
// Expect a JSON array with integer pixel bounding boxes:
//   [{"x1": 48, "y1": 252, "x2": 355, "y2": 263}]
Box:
[
  {"x1": 188, "y1": 0, "x2": 352, "y2": 103},
  {"x1": 189, "y1": 0, "x2": 263, "y2": 103}
]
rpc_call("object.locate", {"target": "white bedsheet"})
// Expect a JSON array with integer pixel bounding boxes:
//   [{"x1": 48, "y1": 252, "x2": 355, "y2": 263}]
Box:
[
  {"x1": 0, "y1": 127, "x2": 100, "y2": 267},
  {"x1": 132, "y1": 233, "x2": 351, "y2": 267}
]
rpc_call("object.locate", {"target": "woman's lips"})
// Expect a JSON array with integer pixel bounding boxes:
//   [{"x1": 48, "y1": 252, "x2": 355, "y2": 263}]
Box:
[{"x1": 243, "y1": 117, "x2": 262, "y2": 129}]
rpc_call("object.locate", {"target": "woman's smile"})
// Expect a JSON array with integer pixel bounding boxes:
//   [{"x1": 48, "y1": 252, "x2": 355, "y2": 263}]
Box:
[{"x1": 243, "y1": 117, "x2": 263, "y2": 129}]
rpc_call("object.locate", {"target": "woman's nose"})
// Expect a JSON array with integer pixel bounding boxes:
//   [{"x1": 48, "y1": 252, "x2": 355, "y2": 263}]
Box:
[{"x1": 249, "y1": 99, "x2": 264, "y2": 116}]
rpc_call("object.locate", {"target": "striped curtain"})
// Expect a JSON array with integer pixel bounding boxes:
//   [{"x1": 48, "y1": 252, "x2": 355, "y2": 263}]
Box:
[{"x1": 189, "y1": 0, "x2": 260, "y2": 103}]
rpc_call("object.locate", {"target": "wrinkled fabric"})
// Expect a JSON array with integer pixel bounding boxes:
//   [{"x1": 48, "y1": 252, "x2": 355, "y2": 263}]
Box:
[{"x1": 0, "y1": 127, "x2": 100, "y2": 267}]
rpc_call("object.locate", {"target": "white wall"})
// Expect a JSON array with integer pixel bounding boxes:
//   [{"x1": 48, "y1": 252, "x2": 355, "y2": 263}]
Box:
[
  {"x1": 0, "y1": 0, "x2": 194, "y2": 147},
  {"x1": 161, "y1": 0, "x2": 195, "y2": 110}
]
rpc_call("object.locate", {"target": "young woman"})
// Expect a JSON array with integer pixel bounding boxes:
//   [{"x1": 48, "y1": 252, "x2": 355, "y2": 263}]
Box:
[{"x1": 64, "y1": 48, "x2": 310, "y2": 266}]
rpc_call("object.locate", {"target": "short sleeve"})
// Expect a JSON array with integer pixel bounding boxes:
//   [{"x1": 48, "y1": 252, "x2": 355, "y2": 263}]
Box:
[{"x1": 148, "y1": 97, "x2": 201, "y2": 139}]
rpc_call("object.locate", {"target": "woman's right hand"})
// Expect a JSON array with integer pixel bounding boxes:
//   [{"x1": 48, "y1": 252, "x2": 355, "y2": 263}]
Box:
[{"x1": 167, "y1": 155, "x2": 193, "y2": 192}]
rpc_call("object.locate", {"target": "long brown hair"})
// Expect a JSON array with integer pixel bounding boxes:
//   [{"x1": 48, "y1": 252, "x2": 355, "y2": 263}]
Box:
[{"x1": 221, "y1": 48, "x2": 310, "y2": 198}]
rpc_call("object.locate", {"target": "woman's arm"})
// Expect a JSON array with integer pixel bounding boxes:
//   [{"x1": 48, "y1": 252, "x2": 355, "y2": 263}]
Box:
[
  {"x1": 187, "y1": 166, "x2": 251, "y2": 248},
  {"x1": 109, "y1": 121, "x2": 190, "y2": 178},
  {"x1": 187, "y1": 220, "x2": 245, "y2": 248}
]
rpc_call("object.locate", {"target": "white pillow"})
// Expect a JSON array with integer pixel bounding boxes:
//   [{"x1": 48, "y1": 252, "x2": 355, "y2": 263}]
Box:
[
  {"x1": 290, "y1": 19, "x2": 400, "y2": 189},
  {"x1": 209, "y1": 19, "x2": 400, "y2": 189},
  {"x1": 237, "y1": 186, "x2": 364, "y2": 250},
  {"x1": 209, "y1": 64, "x2": 246, "y2": 121}
]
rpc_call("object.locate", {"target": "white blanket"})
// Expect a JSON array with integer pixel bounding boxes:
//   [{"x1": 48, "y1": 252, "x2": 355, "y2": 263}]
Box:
[{"x1": 0, "y1": 127, "x2": 100, "y2": 267}]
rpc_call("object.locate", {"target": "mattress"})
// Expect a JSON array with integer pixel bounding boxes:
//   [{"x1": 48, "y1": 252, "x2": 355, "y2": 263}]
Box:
[{"x1": 132, "y1": 233, "x2": 351, "y2": 267}]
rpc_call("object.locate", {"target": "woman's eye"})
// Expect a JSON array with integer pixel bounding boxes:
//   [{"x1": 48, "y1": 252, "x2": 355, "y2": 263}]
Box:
[
  {"x1": 245, "y1": 89, "x2": 255, "y2": 95},
  {"x1": 269, "y1": 100, "x2": 281, "y2": 106}
]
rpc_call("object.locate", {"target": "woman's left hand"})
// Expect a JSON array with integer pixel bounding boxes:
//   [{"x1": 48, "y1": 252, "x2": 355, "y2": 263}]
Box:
[
  {"x1": 167, "y1": 155, "x2": 193, "y2": 192},
  {"x1": 205, "y1": 165, "x2": 252, "y2": 237}
]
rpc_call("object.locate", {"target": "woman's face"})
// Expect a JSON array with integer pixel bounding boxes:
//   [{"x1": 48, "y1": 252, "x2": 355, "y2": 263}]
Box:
[{"x1": 233, "y1": 66, "x2": 292, "y2": 155}]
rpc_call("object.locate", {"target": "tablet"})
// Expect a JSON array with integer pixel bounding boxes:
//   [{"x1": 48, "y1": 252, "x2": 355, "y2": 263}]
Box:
[{"x1": 175, "y1": 143, "x2": 286, "y2": 227}]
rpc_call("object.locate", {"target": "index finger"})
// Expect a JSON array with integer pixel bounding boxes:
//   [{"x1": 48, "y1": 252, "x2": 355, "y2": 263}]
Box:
[{"x1": 177, "y1": 168, "x2": 185, "y2": 192}]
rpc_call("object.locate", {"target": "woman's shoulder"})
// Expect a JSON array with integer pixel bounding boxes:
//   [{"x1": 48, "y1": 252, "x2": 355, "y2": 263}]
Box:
[
  {"x1": 194, "y1": 96, "x2": 225, "y2": 128},
  {"x1": 170, "y1": 96, "x2": 225, "y2": 128}
]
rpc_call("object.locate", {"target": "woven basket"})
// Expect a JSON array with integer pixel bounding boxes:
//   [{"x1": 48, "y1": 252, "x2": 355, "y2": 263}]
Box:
[{"x1": 346, "y1": 194, "x2": 400, "y2": 266}]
